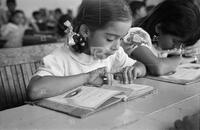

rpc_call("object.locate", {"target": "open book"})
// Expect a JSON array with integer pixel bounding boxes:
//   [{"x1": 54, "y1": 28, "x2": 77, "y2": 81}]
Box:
[
  {"x1": 34, "y1": 84, "x2": 155, "y2": 118},
  {"x1": 147, "y1": 63, "x2": 200, "y2": 85}
]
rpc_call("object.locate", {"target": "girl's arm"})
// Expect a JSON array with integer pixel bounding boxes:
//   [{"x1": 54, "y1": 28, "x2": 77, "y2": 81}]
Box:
[
  {"x1": 130, "y1": 46, "x2": 181, "y2": 76},
  {"x1": 28, "y1": 74, "x2": 89, "y2": 101},
  {"x1": 119, "y1": 61, "x2": 146, "y2": 84},
  {"x1": 184, "y1": 39, "x2": 200, "y2": 57},
  {"x1": 27, "y1": 67, "x2": 106, "y2": 101}
]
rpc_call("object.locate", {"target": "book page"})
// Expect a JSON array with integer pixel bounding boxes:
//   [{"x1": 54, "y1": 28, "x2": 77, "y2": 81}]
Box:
[
  {"x1": 161, "y1": 63, "x2": 200, "y2": 80},
  {"x1": 103, "y1": 84, "x2": 154, "y2": 101},
  {"x1": 48, "y1": 86, "x2": 121, "y2": 110}
]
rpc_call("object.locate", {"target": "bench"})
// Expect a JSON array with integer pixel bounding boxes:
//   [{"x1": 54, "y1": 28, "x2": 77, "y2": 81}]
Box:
[{"x1": 0, "y1": 43, "x2": 64, "y2": 110}]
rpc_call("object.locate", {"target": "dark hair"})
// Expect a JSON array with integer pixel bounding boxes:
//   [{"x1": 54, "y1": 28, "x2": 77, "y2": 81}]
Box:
[
  {"x1": 129, "y1": 1, "x2": 146, "y2": 17},
  {"x1": 57, "y1": 14, "x2": 72, "y2": 37},
  {"x1": 11, "y1": 10, "x2": 24, "y2": 16},
  {"x1": 6, "y1": 0, "x2": 16, "y2": 5},
  {"x1": 55, "y1": 8, "x2": 63, "y2": 14},
  {"x1": 32, "y1": 11, "x2": 40, "y2": 18},
  {"x1": 71, "y1": 0, "x2": 132, "y2": 53},
  {"x1": 72, "y1": 0, "x2": 132, "y2": 33},
  {"x1": 10, "y1": 10, "x2": 24, "y2": 23},
  {"x1": 138, "y1": 0, "x2": 200, "y2": 46}
]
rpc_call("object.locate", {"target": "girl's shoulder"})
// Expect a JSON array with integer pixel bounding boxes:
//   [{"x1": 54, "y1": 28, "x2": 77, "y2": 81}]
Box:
[
  {"x1": 123, "y1": 27, "x2": 152, "y2": 45},
  {"x1": 50, "y1": 45, "x2": 71, "y2": 57},
  {"x1": 121, "y1": 27, "x2": 153, "y2": 55}
]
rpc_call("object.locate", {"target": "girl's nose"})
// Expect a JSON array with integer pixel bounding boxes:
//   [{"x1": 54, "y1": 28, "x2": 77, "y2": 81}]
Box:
[{"x1": 110, "y1": 41, "x2": 120, "y2": 51}]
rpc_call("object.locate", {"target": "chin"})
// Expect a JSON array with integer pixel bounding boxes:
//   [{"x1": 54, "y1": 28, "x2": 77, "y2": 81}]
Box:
[
  {"x1": 95, "y1": 52, "x2": 116, "y2": 60},
  {"x1": 161, "y1": 46, "x2": 171, "y2": 50},
  {"x1": 96, "y1": 55, "x2": 110, "y2": 60},
  {"x1": 97, "y1": 55, "x2": 108, "y2": 60}
]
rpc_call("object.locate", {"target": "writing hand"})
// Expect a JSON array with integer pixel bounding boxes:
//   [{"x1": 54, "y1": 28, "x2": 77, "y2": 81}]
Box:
[
  {"x1": 114, "y1": 62, "x2": 146, "y2": 84},
  {"x1": 184, "y1": 39, "x2": 200, "y2": 57},
  {"x1": 87, "y1": 67, "x2": 107, "y2": 87}
]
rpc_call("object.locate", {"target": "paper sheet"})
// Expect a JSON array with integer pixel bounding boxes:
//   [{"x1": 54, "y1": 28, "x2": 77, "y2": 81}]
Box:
[
  {"x1": 48, "y1": 86, "x2": 120, "y2": 109},
  {"x1": 162, "y1": 63, "x2": 200, "y2": 80}
]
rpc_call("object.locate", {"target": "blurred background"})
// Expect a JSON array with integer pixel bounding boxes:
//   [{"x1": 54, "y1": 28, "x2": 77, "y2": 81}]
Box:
[{"x1": 0, "y1": 0, "x2": 198, "y2": 48}]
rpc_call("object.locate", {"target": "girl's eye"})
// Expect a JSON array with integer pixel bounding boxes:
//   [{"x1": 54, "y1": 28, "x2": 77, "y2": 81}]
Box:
[{"x1": 106, "y1": 39, "x2": 114, "y2": 42}]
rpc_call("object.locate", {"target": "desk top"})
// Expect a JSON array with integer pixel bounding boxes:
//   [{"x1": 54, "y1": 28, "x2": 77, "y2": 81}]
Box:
[{"x1": 0, "y1": 78, "x2": 200, "y2": 130}]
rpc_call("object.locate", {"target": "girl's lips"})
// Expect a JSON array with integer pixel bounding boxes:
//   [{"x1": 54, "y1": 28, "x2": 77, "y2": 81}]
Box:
[{"x1": 104, "y1": 52, "x2": 116, "y2": 58}]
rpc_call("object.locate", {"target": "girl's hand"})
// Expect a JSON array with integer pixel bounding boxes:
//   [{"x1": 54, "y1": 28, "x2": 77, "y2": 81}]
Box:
[
  {"x1": 184, "y1": 39, "x2": 200, "y2": 57},
  {"x1": 86, "y1": 67, "x2": 107, "y2": 87},
  {"x1": 115, "y1": 62, "x2": 146, "y2": 84}
]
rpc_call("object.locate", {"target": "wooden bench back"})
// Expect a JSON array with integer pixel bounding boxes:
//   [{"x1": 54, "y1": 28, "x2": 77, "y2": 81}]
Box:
[{"x1": 0, "y1": 43, "x2": 64, "y2": 110}]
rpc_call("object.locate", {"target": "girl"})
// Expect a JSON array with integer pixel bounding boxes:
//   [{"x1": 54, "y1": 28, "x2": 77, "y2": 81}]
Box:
[
  {"x1": 122, "y1": 0, "x2": 200, "y2": 76},
  {"x1": 27, "y1": 0, "x2": 146, "y2": 101},
  {"x1": 1, "y1": 10, "x2": 26, "y2": 48},
  {"x1": 1, "y1": 10, "x2": 39, "y2": 48}
]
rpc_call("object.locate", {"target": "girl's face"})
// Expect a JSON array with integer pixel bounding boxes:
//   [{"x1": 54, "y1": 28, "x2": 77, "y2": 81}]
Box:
[
  {"x1": 13, "y1": 13, "x2": 25, "y2": 25},
  {"x1": 87, "y1": 20, "x2": 132, "y2": 59},
  {"x1": 157, "y1": 33, "x2": 183, "y2": 50}
]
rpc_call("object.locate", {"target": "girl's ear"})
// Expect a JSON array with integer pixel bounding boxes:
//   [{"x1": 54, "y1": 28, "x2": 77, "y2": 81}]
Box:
[
  {"x1": 155, "y1": 23, "x2": 162, "y2": 34},
  {"x1": 79, "y1": 24, "x2": 90, "y2": 37}
]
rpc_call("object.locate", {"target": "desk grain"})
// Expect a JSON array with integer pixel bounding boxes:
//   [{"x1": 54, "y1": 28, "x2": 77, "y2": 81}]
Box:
[{"x1": 0, "y1": 78, "x2": 200, "y2": 130}]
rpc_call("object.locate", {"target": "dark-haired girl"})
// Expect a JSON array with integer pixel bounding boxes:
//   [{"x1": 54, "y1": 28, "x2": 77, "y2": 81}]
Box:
[
  {"x1": 27, "y1": 0, "x2": 146, "y2": 100},
  {"x1": 122, "y1": 0, "x2": 200, "y2": 76}
]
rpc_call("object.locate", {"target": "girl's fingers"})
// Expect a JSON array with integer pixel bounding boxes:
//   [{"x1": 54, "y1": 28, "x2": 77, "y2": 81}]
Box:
[
  {"x1": 184, "y1": 46, "x2": 194, "y2": 50},
  {"x1": 184, "y1": 48, "x2": 198, "y2": 56},
  {"x1": 89, "y1": 67, "x2": 107, "y2": 82},
  {"x1": 114, "y1": 72, "x2": 123, "y2": 84},
  {"x1": 121, "y1": 66, "x2": 141, "y2": 84},
  {"x1": 132, "y1": 68, "x2": 138, "y2": 80},
  {"x1": 96, "y1": 67, "x2": 107, "y2": 76},
  {"x1": 119, "y1": 74, "x2": 123, "y2": 84},
  {"x1": 127, "y1": 66, "x2": 134, "y2": 84},
  {"x1": 122, "y1": 67, "x2": 129, "y2": 84},
  {"x1": 184, "y1": 48, "x2": 195, "y2": 53}
]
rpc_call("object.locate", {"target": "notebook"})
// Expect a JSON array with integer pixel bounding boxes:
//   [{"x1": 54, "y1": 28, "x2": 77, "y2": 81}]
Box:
[
  {"x1": 34, "y1": 83, "x2": 155, "y2": 118},
  {"x1": 147, "y1": 63, "x2": 200, "y2": 85}
]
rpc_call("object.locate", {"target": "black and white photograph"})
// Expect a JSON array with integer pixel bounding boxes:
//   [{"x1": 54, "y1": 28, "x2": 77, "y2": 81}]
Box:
[{"x1": 0, "y1": 0, "x2": 200, "y2": 129}]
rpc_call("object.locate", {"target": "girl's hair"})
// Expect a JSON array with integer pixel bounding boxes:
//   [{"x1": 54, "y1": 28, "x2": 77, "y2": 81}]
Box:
[
  {"x1": 6, "y1": 0, "x2": 16, "y2": 5},
  {"x1": 10, "y1": 10, "x2": 24, "y2": 23},
  {"x1": 72, "y1": 0, "x2": 132, "y2": 33},
  {"x1": 137, "y1": 0, "x2": 200, "y2": 46}
]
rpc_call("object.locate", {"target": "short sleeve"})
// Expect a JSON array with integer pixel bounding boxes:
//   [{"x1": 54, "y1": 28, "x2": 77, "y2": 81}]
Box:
[
  {"x1": 110, "y1": 47, "x2": 137, "y2": 72},
  {"x1": 34, "y1": 54, "x2": 65, "y2": 77},
  {"x1": 121, "y1": 27, "x2": 152, "y2": 56}
]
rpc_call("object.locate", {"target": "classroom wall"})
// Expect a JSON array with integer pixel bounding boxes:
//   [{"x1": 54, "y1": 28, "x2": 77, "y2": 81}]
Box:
[
  {"x1": 127, "y1": 0, "x2": 163, "y2": 5},
  {"x1": 1, "y1": 0, "x2": 165, "y2": 18},
  {"x1": 1, "y1": 0, "x2": 82, "y2": 18}
]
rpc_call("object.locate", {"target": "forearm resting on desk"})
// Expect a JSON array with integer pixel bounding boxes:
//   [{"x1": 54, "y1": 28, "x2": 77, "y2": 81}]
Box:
[
  {"x1": 130, "y1": 46, "x2": 181, "y2": 76},
  {"x1": 27, "y1": 74, "x2": 89, "y2": 101}
]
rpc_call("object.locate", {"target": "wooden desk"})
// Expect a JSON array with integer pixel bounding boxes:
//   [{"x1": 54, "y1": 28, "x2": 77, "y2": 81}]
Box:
[
  {"x1": 0, "y1": 78, "x2": 200, "y2": 130},
  {"x1": 118, "y1": 94, "x2": 200, "y2": 130},
  {"x1": 23, "y1": 35, "x2": 58, "y2": 46}
]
